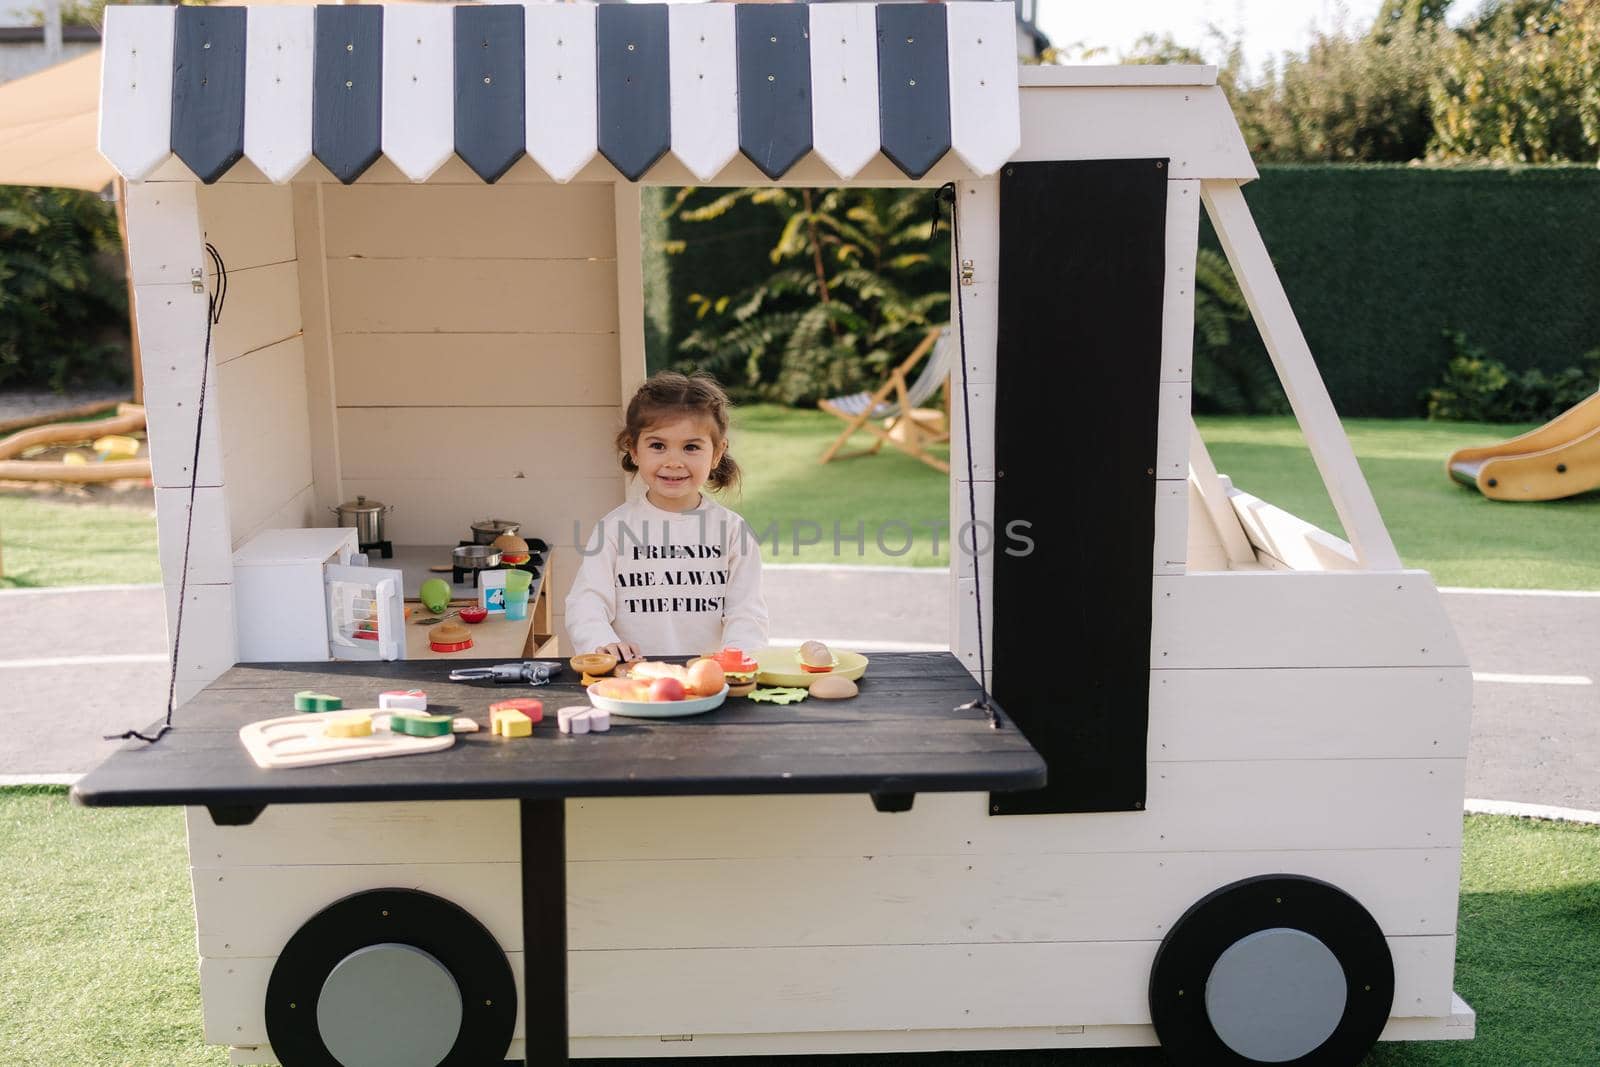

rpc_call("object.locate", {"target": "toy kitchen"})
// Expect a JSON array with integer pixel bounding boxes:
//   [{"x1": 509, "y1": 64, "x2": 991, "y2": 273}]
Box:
[{"x1": 232, "y1": 505, "x2": 555, "y2": 665}]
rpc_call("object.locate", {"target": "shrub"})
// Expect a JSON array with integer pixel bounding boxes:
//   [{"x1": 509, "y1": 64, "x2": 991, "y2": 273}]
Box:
[
  {"x1": 1423, "y1": 329, "x2": 1599, "y2": 421},
  {"x1": 0, "y1": 186, "x2": 130, "y2": 392},
  {"x1": 1191, "y1": 249, "x2": 1290, "y2": 415}
]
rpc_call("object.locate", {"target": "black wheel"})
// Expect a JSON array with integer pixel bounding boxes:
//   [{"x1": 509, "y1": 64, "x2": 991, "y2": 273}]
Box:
[
  {"x1": 265, "y1": 888, "x2": 517, "y2": 1067},
  {"x1": 1149, "y1": 874, "x2": 1394, "y2": 1066}
]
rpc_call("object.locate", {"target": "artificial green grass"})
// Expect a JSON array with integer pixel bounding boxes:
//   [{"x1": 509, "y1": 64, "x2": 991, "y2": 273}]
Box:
[
  {"x1": 721, "y1": 404, "x2": 952, "y2": 567},
  {"x1": 0, "y1": 493, "x2": 160, "y2": 589},
  {"x1": 5, "y1": 791, "x2": 1595, "y2": 1066},
  {"x1": 1196, "y1": 416, "x2": 1600, "y2": 591}
]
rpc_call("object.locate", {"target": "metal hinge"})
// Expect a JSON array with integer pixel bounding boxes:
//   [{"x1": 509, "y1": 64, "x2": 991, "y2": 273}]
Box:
[
  {"x1": 191, "y1": 266, "x2": 205, "y2": 294},
  {"x1": 658, "y1": 1035, "x2": 694, "y2": 1043},
  {"x1": 959, "y1": 259, "x2": 975, "y2": 286}
]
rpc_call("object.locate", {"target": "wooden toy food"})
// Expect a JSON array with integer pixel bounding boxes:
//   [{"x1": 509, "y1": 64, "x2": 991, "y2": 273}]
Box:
[
  {"x1": 558, "y1": 706, "x2": 612, "y2": 734},
  {"x1": 294, "y1": 691, "x2": 343, "y2": 712},
  {"x1": 489, "y1": 698, "x2": 544, "y2": 724},
  {"x1": 713, "y1": 647, "x2": 759, "y2": 673},
  {"x1": 570, "y1": 652, "x2": 620, "y2": 678},
  {"x1": 387, "y1": 712, "x2": 453, "y2": 737},
  {"x1": 490, "y1": 709, "x2": 533, "y2": 738},
  {"x1": 809, "y1": 675, "x2": 859, "y2": 700},
  {"x1": 419, "y1": 578, "x2": 451, "y2": 614},
  {"x1": 457, "y1": 605, "x2": 488, "y2": 624},
  {"x1": 798, "y1": 640, "x2": 837, "y2": 672},
  {"x1": 428, "y1": 620, "x2": 473, "y2": 653},
  {"x1": 323, "y1": 711, "x2": 373, "y2": 738},
  {"x1": 378, "y1": 689, "x2": 427, "y2": 712},
  {"x1": 685, "y1": 658, "x2": 726, "y2": 697}
]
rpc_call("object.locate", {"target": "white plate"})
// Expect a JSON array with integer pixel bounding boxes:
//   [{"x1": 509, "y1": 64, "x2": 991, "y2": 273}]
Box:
[{"x1": 587, "y1": 683, "x2": 728, "y2": 719}]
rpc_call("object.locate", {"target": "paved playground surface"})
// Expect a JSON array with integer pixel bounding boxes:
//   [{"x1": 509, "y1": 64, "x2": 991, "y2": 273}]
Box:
[{"x1": 2, "y1": 572, "x2": 1594, "y2": 811}]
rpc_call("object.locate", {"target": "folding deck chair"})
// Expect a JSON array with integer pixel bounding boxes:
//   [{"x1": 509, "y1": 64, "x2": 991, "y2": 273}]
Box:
[{"x1": 818, "y1": 326, "x2": 953, "y2": 474}]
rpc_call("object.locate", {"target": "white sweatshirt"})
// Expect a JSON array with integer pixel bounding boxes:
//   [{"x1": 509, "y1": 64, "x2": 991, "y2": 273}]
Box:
[{"x1": 564, "y1": 494, "x2": 769, "y2": 657}]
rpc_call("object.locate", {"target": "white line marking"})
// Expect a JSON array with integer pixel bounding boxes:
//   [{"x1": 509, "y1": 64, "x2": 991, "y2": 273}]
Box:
[
  {"x1": 0, "y1": 654, "x2": 167, "y2": 670},
  {"x1": 1440, "y1": 586, "x2": 1600, "y2": 598},
  {"x1": 0, "y1": 774, "x2": 81, "y2": 787},
  {"x1": 1466, "y1": 798, "x2": 1600, "y2": 826},
  {"x1": 0, "y1": 583, "x2": 162, "y2": 597},
  {"x1": 1472, "y1": 671, "x2": 1592, "y2": 686}
]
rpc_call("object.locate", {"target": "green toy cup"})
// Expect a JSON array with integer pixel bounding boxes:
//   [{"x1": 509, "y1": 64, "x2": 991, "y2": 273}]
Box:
[{"x1": 505, "y1": 569, "x2": 533, "y2": 592}]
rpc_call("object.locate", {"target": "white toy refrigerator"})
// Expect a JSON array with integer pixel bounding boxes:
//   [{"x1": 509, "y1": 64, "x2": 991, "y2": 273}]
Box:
[{"x1": 232, "y1": 528, "x2": 406, "y2": 662}]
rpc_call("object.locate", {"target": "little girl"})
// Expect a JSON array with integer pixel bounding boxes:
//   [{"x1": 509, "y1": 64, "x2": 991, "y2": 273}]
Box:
[{"x1": 565, "y1": 371, "x2": 769, "y2": 660}]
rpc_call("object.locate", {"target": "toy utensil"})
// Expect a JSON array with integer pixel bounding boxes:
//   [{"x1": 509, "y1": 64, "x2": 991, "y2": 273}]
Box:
[{"x1": 448, "y1": 661, "x2": 563, "y2": 686}]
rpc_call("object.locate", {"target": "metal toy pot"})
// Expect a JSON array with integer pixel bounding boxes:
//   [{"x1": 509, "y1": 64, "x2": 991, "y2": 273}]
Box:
[{"x1": 331, "y1": 495, "x2": 392, "y2": 545}]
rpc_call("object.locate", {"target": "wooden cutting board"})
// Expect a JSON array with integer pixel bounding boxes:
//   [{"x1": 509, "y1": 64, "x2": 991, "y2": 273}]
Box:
[{"x1": 240, "y1": 712, "x2": 454, "y2": 769}]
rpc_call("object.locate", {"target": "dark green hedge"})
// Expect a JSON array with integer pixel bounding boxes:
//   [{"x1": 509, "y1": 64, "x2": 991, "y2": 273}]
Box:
[
  {"x1": 1209, "y1": 164, "x2": 1600, "y2": 416},
  {"x1": 647, "y1": 167, "x2": 1600, "y2": 416}
]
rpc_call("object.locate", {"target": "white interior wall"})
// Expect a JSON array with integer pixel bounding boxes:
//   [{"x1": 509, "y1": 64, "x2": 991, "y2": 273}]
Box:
[{"x1": 317, "y1": 182, "x2": 630, "y2": 647}]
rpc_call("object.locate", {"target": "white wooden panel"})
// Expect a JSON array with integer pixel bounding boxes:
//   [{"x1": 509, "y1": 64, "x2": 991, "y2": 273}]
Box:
[
  {"x1": 382, "y1": 4, "x2": 454, "y2": 183},
  {"x1": 339, "y1": 476, "x2": 622, "y2": 547},
  {"x1": 668, "y1": 3, "x2": 738, "y2": 182},
  {"x1": 219, "y1": 338, "x2": 315, "y2": 542},
  {"x1": 525, "y1": 2, "x2": 599, "y2": 182},
  {"x1": 809, "y1": 4, "x2": 881, "y2": 179},
  {"x1": 1203, "y1": 180, "x2": 1400, "y2": 569},
  {"x1": 570, "y1": 848, "x2": 1456, "y2": 950},
  {"x1": 1017, "y1": 85, "x2": 1257, "y2": 181},
  {"x1": 209, "y1": 263, "x2": 303, "y2": 366},
  {"x1": 570, "y1": 936, "x2": 1453, "y2": 1035},
  {"x1": 951, "y1": 179, "x2": 998, "y2": 387},
  {"x1": 243, "y1": 7, "x2": 314, "y2": 184},
  {"x1": 1156, "y1": 381, "x2": 1189, "y2": 478},
  {"x1": 1184, "y1": 479, "x2": 1233, "y2": 571},
  {"x1": 1020, "y1": 65, "x2": 1220, "y2": 88},
  {"x1": 201, "y1": 952, "x2": 527, "y2": 1046},
  {"x1": 99, "y1": 5, "x2": 175, "y2": 180},
  {"x1": 137, "y1": 285, "x2": 226, "y2": 489},
  {"x1": 951, "y1": 478, "x2": 995, "y2": 585},
  {"x1": 290, "y1": 184, "x2": 344, "y2": 518},
  {"x1": 194, "y1": 862, "x2": 520, "y2": 958},
  {"x1": 197, "y1": 183, "x2": 296, "y2": 273},
  {"x1": 1161, "y1": 180, "x2": 1200, "y2": 382},
  {"x1": 333, "y1": 333, "x2": 620, "y2": 408},
  {"x1": 951, "y1": 575, "x2": 993, "y2": 673},
  {"x1": 186, "y1": 801, "x2": 518, "y2": 866},
  {"x1": 124, "y1": 181, "x2": 204, "y2": 286},
  {"x1": 1150, "y1": 667, "x2": 1473, "y2": 762},
  {"x1": 236, "y1": 483, "x2": 317, "y2": 550},
  {"x1": 1230, "y1": 488, "x2": 1361, "y2": 571},
  {"x1": 1151, "y1": 571, "x2": 1466, "y2": 669},
  {"x1": 320, "y1": 183, "x2": 617, "y2": 259},
  {"x1": 569, "y1": 757, "x2": 1464, "y2": 859},
  {"x1": 946, "y1": 2, "x2": 1021, "y2": 176},
  {"x1": 614, "y1": 184, "x2": 649, "y2": 406},
  {"x1": 1153, "y1": 478, "x2": 1186, "y2": 575},
  {"x1": 337, "y1": 408, "x2": 618, "y2": 480},
  {"x1": 155, "y1": 486, "x2": 234, "y2": 588},
  {"x1": 163, "y1": 582, "x2": 236, "y2": 704},
  {"x1": 949, "y1": 383, "x2": 994, "y2": 480},
  {"x1": 326, "y1": 258, "x2": 619, "y2": 334},
  {"x1": 572, "y1": 1006, "x2": 1473, "y2": 1057}
]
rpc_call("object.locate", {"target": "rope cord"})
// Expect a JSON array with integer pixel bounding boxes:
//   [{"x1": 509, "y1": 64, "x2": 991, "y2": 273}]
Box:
[
  {"x1": 935, "y1": 183, "x2": 999, "y2": 729},
  {"x1": 105, "y1": 243, "x2": 226, "y2": 745}
]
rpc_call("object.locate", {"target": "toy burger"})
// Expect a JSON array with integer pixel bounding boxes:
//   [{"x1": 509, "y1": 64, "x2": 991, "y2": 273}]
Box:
[
  {"x1": 428, "y1": 620, "x2": 474, "y2": 653},
  {"x1": 703, "y1": 647, "x2": 759, "y2": 696},
  {"x1": 492, "y1": 533, "x2": 532, "y2": 566},
  {"x1": 796, "y1": 639, "x2": 839, "y2": 673}
]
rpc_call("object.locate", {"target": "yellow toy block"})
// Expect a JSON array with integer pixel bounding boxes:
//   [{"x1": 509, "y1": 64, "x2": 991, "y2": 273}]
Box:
[
  {"x1": 323, "y1": 711, "x2": 373, "y2": 738},
  {"x1": 491, "y1": 708, "x2": 533, "y2": 738}
]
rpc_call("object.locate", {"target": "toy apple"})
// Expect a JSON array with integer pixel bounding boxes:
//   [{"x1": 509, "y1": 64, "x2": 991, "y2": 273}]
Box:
[{"x1": 648, "y1": 677, "x2": 686, "y2": 702}]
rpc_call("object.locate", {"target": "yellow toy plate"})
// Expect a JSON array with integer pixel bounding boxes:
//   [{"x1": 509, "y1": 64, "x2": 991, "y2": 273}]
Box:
[{"x1": 753, "y1": 646, "x2": 869, "y2": 688}]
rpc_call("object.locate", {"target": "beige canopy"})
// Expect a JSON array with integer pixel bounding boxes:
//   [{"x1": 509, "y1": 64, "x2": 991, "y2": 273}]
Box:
[{"x1": 0, "y1": 50, "x2": 110, "y2": 192}]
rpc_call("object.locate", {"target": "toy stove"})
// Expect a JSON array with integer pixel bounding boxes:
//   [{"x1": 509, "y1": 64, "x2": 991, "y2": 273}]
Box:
[
  {"x1": 360, "y1": 538, "x2": 393, "y2": 560},
  {"x1": 452, "y1": 541, "x2": 544, "y2": 588}
]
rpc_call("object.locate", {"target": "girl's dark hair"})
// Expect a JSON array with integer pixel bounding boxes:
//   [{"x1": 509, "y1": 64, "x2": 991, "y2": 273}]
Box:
[{"x1": 616, "y1": 370, "x2": 742, "y2": 493}]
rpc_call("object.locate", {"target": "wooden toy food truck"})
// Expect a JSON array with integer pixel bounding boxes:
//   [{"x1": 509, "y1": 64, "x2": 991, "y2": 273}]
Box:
[{"x1": 79, "y1": 3, "x2": 1474, "y2": 1064}]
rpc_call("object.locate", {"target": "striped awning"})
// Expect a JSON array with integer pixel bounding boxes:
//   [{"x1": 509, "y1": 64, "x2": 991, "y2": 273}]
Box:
[{"x1": 99, "y1": 2, "x2": 1021, "y2": 186}]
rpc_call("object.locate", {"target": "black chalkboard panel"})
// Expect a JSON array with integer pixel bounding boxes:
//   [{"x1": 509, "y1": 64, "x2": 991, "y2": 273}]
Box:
[
  {"x1": 454, "y1": 5, "x2": 527, "y2": 183},
  {"x1": 989, "y1": 159, "x2": 1169, "y2": 815},
  {"x1": 171, "y1": 6, "x2": 246, "y2": 184},
  {"x1": 735, "y1": 4, "x2": 812, "y2": 179},
  {"x1": 313, "y1": 5, "x2": 383, "y2": 185}
]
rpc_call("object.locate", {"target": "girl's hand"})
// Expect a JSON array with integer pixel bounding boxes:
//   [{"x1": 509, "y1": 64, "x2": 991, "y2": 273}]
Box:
[{"x1": 596, "y1": 641, "x2": 641, "y2": 662}]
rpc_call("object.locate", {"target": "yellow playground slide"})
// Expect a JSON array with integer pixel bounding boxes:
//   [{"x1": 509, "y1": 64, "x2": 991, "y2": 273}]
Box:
[{"x1": 1447, "y1": 391, "x2": 1600, "y2": 501}]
